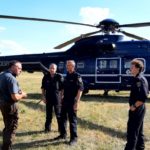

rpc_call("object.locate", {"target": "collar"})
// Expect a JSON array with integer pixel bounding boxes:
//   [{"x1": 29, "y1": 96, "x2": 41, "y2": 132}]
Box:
[{"x1": 7, "y1": 69, "x2": 16, "y2": 77}]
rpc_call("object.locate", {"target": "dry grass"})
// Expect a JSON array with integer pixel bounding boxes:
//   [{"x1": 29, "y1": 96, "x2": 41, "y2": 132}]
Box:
[{"x1": 0, "y1": 72, "x2": 150, "y2": 150}]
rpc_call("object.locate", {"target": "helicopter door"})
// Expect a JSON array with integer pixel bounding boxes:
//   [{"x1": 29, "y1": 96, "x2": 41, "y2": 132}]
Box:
[{"x1": 96, "y1": 58, "x2": 121, "y2": 83}]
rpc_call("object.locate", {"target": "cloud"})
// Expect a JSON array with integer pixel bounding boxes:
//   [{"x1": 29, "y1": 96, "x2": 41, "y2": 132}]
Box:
[
  {"x1": 79, "y1": 7, "x2": 110, "y2": 24},
  {"x1": 0, "y1": 40, "x2": 30, "y2": 56},
  {"x1": 0, "y1": 26, "x2": 6, "y2": 32},
  {"x1": 65, "y1": 7, "x2": 110, "y2": 36}
]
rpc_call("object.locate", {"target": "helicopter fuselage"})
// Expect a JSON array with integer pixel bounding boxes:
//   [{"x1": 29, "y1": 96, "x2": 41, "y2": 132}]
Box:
[{"x1": 0, "y1": 35, "x2": 150, "y2": 93}]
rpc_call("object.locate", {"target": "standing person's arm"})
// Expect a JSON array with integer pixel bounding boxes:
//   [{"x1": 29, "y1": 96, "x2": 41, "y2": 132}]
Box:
[
  {"x1": 130, "y1": 78, "x2": 148, "y2": 111},
  {"x1": 75, "y1": 90, "x2": 83, "y2": 103},
  {"x1": 41, "y1": 75, "x2": 47, "y2": 103},
  {"x1": 11, "y1": 91, "x2": 27, "y2": 101},
  {"x1": 59, "y1": 74, "x2": 64, "y2": 102},
  {"x1": 8, "y1": 77, "x2": 27, "y2": 102},
  {"x1": 74, "y1": 75, "x2": 84, "y2": 111},
  {"x1": 74, "y1": 90, "x2": 83, "y2": 111},
  {"x1": 41, "y1": 88, "x2": 46, "y2": 103}
]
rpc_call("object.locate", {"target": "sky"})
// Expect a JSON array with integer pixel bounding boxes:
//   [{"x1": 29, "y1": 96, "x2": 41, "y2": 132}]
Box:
[{"x1": 0, "y1": 0, "x2": 150, "y2": 56}]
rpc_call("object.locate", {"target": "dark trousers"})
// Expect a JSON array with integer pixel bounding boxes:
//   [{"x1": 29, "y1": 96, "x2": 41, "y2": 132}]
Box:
[
  {"x1": 45, "y1": 103, "x2": 61, "y2": 132},
  {"x1": 60, "y1": 103, "x2": 77, "y2": 139},
  {"x1": 0, "y1": 102, "x2": 18, "y2": 150},
  {"x1": 125, "y1": 104, "x2": 146, "y2": 150}
]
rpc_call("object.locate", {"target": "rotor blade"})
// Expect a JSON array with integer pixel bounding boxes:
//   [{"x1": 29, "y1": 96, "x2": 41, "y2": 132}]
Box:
[
  {"x1": 119, "y1": 22, "x2": 150, "y2": 28},
  {"x1": 119, "y1": 30, "x2": 148, "y2": 40},
  {"x1": 54, "y1": 30, "x2": 101, "y2": 49},
  {"x1": 0, "y1": 15, "x2": 95, "y2": 28}
]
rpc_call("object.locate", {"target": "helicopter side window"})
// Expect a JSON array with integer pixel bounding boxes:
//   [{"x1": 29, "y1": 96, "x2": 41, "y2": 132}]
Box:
[
  {"x1": 77, "y1": 62, "x2": 84, "y2": 69},
  {"x1": 110, "y1": 60, "x2": 117, "y2": 69},
  {"x1": 124, "y1": 61, "x2": 131, "y2": 69},
  {"x1": 99, "y1": 60, "x2": 107, "y2": 69},
  {"x1": 124, "y1": 58, "x2": 145, "y2": 74}
]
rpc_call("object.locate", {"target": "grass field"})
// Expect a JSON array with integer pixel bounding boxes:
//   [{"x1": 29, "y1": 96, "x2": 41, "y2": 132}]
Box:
[{"x1": 0, "y1": 72, "x2": 150, "y2": 150}]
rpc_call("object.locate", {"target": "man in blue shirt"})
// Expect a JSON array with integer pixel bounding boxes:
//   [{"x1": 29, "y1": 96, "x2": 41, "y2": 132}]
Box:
[{"x1": 0, "y1": 60, "x2": 27, "y2": 150}]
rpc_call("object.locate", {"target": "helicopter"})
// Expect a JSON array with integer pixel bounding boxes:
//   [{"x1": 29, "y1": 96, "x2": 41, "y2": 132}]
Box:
[{"x1": 0, "y1": 15, "x2": 150, "y2": 95}]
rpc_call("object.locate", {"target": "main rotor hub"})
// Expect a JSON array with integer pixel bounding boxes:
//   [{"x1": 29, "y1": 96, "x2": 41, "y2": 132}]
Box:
[{"x1": 97, "y1": 19, "x2": 119, "y2": 33}]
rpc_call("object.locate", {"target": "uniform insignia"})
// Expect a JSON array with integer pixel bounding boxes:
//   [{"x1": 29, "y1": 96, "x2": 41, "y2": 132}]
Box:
[
  {"x1": 78, "y1": 77, "x2": 82, "y2": 83},
  {"x1": 60, "y1": 77, "x2": 64, "y2": 82},
  {"x1": 136, "y1": 81, "x2": 141, "y2": 87}
]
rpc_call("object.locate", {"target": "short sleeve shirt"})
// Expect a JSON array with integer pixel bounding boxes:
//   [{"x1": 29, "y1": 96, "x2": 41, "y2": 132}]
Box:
[
  {"x1": 41, "y1": 73, "x2": 64, "y2": 103},
  {"x1": 129, "y1": 74, "x2": 149, "y2": 106},
  {"x1": 0, "y1": 70, "x2": 20, "y2": 103},
  {"x1": 63, "y1": 71, "x2": 84, "y2": 103}
]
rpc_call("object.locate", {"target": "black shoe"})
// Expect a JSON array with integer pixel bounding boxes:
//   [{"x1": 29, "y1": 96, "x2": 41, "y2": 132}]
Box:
[
  {"x1": 53, "y1": 135, "x2": 67, "y2": 140},
  {"x1": 69, "y1": 138, "x2": 77, "y2": 146}
]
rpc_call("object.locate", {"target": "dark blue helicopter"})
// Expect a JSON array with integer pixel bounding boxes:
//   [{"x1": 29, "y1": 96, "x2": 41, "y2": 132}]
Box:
[{"x1": 0, "y1": 15, "x2": 150, "y2": 95}]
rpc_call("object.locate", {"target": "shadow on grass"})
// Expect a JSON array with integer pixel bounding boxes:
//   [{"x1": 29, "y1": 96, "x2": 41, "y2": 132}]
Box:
[
  {"x1": 20, "y1": 100, "x2": 45, "y2": 112},
  {"x1": 78, "y1": 117, "x2": 126, "y2": 140},
  {"x1": 82, "y1": 94, "x2": 129, "y2": 103},
  {"x1": 16, "y1": 130, "x2": 44, "y2": 136},
  {"x1": 25, "y1": 92, "x2": 150, "y2": 104},
  {"x1": 0, "y1": 130, "x2": 68, "y2": 149},
  {"x1": 12, "y1": 139, "x2": 67, "y2": 149},
  {"x1": 82, "y1": 94, "x2": 150, "y2": 103},
  {"x1": 0, "y1": 130, "x2": 44, "y2": 137},
  {"x1": 26, "y1": 93, "x2": 41, "y2": 100}
]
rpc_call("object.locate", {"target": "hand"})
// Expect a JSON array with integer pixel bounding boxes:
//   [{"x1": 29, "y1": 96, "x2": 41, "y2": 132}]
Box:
[
  {"x1": 21, "y1": 91, "x2": 27, "y2": 98},
  {"x1": 41, "y1": 96, "x2": 46, "y2": 103},
  {"x1": 130, "y1": 105, "x2": 136, "y2": 111},
  {"x1": 42, "y1": 99, "x2": 47, "y2": 104},
  {"x1": 73, "y1": 102, "x2": 78, "y2": 111}
]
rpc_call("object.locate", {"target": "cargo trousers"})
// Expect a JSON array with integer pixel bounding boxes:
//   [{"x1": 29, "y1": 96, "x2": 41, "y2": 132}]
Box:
[{"x1": 0, "y1": 102, "x2": 18, "y2": 150}]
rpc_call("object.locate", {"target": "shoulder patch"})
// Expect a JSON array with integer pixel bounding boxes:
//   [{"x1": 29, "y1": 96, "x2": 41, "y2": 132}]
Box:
[
  {"x1": 136, "y1": 81, "x2": 141, "y2": 87},
  {"x1": 78, "y1": 77, "x2": 82, "y2": 83}
]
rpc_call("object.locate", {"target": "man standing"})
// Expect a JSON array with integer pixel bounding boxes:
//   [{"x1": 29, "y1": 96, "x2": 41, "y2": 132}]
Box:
[
  {"x1": 124, "y1": 59, "x2": 149, "y2": 150},
  {"x1": 41, "y1": 63, "x2": 63, "y2": 133},
  {"x1": 55, "y1": 60, "x2": 84, "y2": 146},
  {"x1": 0, "y1": 60, "x2": 27, "y2": 150}
]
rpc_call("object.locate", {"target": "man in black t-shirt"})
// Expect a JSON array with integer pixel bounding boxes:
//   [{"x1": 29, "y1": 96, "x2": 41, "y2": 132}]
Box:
[{"x1": 41, "y1": 63, "x2": 63, "y2": 133}]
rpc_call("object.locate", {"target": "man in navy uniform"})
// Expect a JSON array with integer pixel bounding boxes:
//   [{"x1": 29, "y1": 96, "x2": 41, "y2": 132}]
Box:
[
  {"x1": 0, "y1": 60, "x2": 27, "y2": 150},
  {"x1": 41, "y1": 63, "x2": 63, "y2": 133},
  {"x1": 124, "y1": 59, "x2": 149, "y2": 150},
  {"x1": 54, "y1": 60, "x2": 84, "y2": 146}
]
